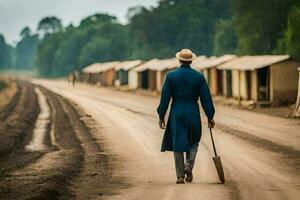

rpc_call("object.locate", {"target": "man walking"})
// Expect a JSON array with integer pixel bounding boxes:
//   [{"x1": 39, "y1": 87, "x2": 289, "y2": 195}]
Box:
[
  {"x1": 68, "y1": 72, "x2": 76, "y2": 86},
  {"x1": 157, "y1": 49, "x2": 215, "y2": 184}
]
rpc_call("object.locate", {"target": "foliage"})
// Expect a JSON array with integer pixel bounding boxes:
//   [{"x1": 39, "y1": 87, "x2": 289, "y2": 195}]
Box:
[
  {"x1": 232, "y1": 0, "x2": 300, "y2": 55},
  {"x1": 0, "y1": 80, "x2": 7, "y2": 91},
  {"x1": 284, "y1": 5, "x2": 300, "y2": 61},
  {"x1": 128, "y1": 0, "x2": 231, "y2": 59},
  {"x1": 2, "y1": 0, "x2": 299, "y2": 76},
  {"x1": 36, "y1": 14, "x2": 129, "y2": 76},
  {"x1": 0, "y1": 35, "x2": 12, "y2": 69},
  {"x1": 213, "y1": 19, "x2": 238, "y2": 56},
  {"x1": 14, "y1": 27, "x2": 39, "y2": 69},
  {"x1": 36, "y1": 32, "x2": 63, "y2": 76},
  {"x1": 38, "y1": 16, "x2": 62, "y2": 37},
  {"x1": 20, "y1": 27, "x2": 31, "y2": 38}
]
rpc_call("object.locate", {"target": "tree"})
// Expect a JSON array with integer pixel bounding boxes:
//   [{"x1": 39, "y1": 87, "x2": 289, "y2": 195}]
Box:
[
  {"x1": 0, "y1": 34, "x2": 12, "y2": 69},
  {"x1": 14, "y1": 27, "x2": 39, "y2": 69},
  {"x1": 213, "y1": 19, "x2": 238, "y2": 55},
  {"x1": 36, "y1": 32, "x2": 63, "y2": 76},
  {"x1": 285, "y1": 6, "x2": 300, "y2": 61},
  {"x1": 38, "y1": 16, "x2": 62, "y2": 37},
  {"x1": 128, "y1": 0, "x2": 231, "y2": 58},
  {"x1": 79, "y1": 23, "x2": 129, "y2": 66},
  {"x1": 36, "y1": 13, "x2": 129, "y2": 76},
  {"x1": 20, "y1": 27, "x2": 31, "y2": 38},
  {"x1": 80, "y1": 13, "x2": 117, "y2": 27},
  {"x1": 232, "y1": 0, "x2": 300, "y2": 54}
]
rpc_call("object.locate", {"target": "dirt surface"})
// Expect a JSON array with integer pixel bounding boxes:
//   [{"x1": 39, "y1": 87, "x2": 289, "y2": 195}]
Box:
[
  {"x1": 213, "y1": 96, "x2": 298, "y2": 119},
  {"x1": 0, "y1": 79, "x2": 18, "y2": 115},
  {"x1": 0, "y1": 81, "x2": 125, "y2": 199},
  {"x1": 251, "y1": 105, "x2": 297, "y2": 118},
  {"x1": 0, "y1": 81, "x2": 40, "y2": 158},
  {"x1": 32, "y1": 79, "x2": 300, "y2": 200}
]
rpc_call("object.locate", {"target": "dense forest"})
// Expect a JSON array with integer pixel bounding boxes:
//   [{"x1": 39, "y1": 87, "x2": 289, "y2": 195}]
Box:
[{"x1": 0, "y1": 0, "x2": 299, "y2": 76}]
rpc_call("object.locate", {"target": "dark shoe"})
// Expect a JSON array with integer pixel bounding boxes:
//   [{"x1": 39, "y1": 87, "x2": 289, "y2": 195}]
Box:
[
  {"x1": 176, "y1": 177, "x2": 185, "y2": 184},
  {"x1": 184, "y1": 167, "x2": 193, "y2": 183}
]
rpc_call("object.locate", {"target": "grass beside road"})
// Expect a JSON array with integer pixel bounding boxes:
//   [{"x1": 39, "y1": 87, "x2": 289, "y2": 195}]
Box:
[
  {"x1": 0, "y1": 80, "x2": 8, "y2": 91},
  {"x1": 0, "y1": 78, "x2": 17, "y2": 111},
  {"x1": 0, "y1": 69, "x2": 39, "y2": 78}
]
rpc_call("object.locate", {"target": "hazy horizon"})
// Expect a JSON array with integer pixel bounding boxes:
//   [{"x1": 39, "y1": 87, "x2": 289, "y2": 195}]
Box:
[{"x1": 0, "y1": 0, "x2": 158, "y2": 45}]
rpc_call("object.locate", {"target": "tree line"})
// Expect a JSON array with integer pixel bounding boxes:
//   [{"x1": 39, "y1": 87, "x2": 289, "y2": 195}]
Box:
[{"x1": 0, "y1": 0, "x2": 299, "y2": 76}]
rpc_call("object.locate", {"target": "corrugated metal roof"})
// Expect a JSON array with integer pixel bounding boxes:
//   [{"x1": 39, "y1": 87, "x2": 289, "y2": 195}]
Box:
[
  {"x1": 82, "y1": 63, "x2": 101, "y2": 73},
  {"x1": 191, "y1": 55, "x2": 207, "y2": 70},
  {"x1": 134, "y1": 59, "x2": 159, "y2": 72},
  {"x1": 89, "y1": 63, "x2": 104, "y2": 73},
  {"x1": 101, "y1": 61, "x2": 120, "y2": 72},
  {"x1": 192, "y1": 55, "x2": 236, "y2": 70},
  {"x1": 217, "y1": 55, "x2": 290, "y2": 70},
  {"x1": 135, "y1": 56, "x2": 208, "y2": 72},
  {"x1": 115, "y1": 60, "x2": 143, "y2": 71},
  {"x1": 83, "y1": 61, "x2": 120, "y2": 73},
  {"x1": 192, "y1": 56, "x2": 215, "y2": 70},
  {"x1": 149, "y1": 58, "x2": 179, "y2": 71}
]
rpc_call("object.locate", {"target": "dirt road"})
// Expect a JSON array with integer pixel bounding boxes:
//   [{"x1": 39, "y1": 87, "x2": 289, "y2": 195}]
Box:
[
  {"x1": 0, "y1": 81, "x2": 124, "y2": 199},
  {"x1": 29, "y1": 79, "x2": 299, "y2": 200}
]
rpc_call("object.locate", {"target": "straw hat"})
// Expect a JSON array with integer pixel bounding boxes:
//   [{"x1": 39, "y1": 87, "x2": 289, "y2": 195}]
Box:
[{"x1": 176, "y1": 49, "x2": 196, "y2": 62}]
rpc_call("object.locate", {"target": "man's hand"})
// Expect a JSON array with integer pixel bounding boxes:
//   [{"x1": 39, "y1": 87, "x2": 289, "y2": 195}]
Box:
[
  {"x1": 208, "y1": 119, "x2": 215, "y2": 129},
  {"x1": 159, "y1": 119, "x2": 166, "y2": 129}
]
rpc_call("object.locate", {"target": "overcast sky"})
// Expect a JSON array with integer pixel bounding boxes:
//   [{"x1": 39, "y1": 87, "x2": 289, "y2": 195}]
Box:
[{"x1": 0, "y1": 0, "x2": 158, "y2": 44}]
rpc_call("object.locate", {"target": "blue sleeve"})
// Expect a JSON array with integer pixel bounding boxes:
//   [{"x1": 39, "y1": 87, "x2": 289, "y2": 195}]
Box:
[
  {"x1": 157, "y1": 73, "x2": 172, "y2": 120},
  {"x1": 199, "y1": 74, "x2": 215, "y2": 120}
]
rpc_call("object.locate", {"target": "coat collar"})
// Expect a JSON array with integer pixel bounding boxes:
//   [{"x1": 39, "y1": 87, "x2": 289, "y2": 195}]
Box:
[{"x1": 180, "y1": 64, "x2": 191, "y2": 68}]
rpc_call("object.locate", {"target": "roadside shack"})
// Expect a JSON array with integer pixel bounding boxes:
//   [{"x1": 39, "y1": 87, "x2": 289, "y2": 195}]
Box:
[
  {"x1": 82, "y1": 63, "x2": 101, "y2": 84},
  {"x1": 115, "y1": 60, "x2": 143, "y2": 88},
  {"x1": 133, "y1": 59, "x2": 159, "y2": 90},
  {"x1": 99, "y1": 61, "x2": 120, "y2": 87},
  {"x1": 217, "y1": 55, "x2": 299, "y2": 106},
  {"x1": 192, "y1": 55, "x2": 236, "y2": 96},
  {"x1": 151, "y1": 58, "x2": 178, "y2": 92}
]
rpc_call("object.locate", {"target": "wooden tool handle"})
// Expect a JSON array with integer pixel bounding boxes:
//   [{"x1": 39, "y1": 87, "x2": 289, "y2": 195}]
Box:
[{"x1": 209, "y1": 127, "x2": 218, "y2": 157}]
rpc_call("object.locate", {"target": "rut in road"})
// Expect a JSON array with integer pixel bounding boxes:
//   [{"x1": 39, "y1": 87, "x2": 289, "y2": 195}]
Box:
[
  {"x1": 61, "y1": 96, "x2": 129, "y2": 199},
  {"x1": 0, "y1": 87, "x2": 83, "y2": 199},
  {"x1": 218, "y1": 123, "x2": 300, "y2": 162},
  {"x1": 0, "y1": 81, "x2": 41, "y2": 173},
  {"x1": 0, "y1": 86, "x2": 127, "y2": 199}
]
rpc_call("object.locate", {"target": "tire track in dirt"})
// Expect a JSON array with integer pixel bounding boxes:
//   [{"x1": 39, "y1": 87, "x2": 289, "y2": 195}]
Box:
[
  {"x1": 0, "y1": 81, "x2": 38, "y2": 155},
  {"x1": 0, "y1": 81, "x2": 42, "y2": 173},
  {"x1": 26, "y1": 87, "x2": 52, "y2": 151},
  {"x1": 0, "y1": 85, "x2": 127, "y2": 199},
  {"x1": 0, "y1": 88, "x2": 83, "y2": 199},
  {"x1": 217, "y1": 123, "x2": 300, "y2": 165},
  {"x1": 59, "y1": 95, "x2": 129, "y2": 199}
]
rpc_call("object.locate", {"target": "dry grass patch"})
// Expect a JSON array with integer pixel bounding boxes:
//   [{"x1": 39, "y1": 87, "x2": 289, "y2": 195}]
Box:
[{"x1": 0, "y1": 77, "x2": 17, "y2": 111}]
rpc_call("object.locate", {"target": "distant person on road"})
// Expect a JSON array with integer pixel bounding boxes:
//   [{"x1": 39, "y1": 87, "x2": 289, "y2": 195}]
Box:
[
  {"x1": 157, "y1": 49, "x2": 215, "y2": 184},
  {"x1": 68, "y1": 72, "x2": 76, "y2": 86}
]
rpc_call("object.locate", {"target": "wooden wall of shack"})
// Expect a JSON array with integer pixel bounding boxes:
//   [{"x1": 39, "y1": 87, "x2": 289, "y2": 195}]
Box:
[
  {"x1": 217, "y1": 59, "x2": 299, "y2": 105},
  {"x1": 293, "y1": 68, "x2": 300, "y2": 117}
]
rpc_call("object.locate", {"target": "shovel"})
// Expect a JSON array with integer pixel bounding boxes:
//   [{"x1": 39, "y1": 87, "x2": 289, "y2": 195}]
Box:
[{"x1": 209, "y1": 127, "x2": 225, "y2": 184}]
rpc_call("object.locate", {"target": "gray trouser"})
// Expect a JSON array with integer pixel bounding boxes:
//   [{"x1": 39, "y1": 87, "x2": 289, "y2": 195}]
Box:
[{"x1": 174, "y1": 143, "x2": 199, "y2": 178}]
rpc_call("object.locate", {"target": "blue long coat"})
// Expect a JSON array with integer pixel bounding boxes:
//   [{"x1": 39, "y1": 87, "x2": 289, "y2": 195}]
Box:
[{"x1": 157, "y1": 64, "x2": 215, "y2": 152}]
